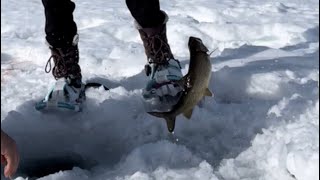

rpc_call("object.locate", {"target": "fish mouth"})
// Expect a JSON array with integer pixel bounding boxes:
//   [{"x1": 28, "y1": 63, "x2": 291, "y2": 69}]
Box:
[
  {"x1": 188, "y1": 36, "x2": 203, "y2": 48},
  {"x1": 188, "y1": 36, "x2": 208, "y2": 53}
]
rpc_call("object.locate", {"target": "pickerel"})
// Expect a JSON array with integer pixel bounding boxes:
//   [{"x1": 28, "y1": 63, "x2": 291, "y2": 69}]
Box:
[{"x1": 148, "y1": 36, "x2": 213, "y2": 132}]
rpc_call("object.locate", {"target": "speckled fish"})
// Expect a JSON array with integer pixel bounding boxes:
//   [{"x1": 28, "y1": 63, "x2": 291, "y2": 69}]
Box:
[{"x1": 148, "y1": 36, "x2": 213, "y2": 132}]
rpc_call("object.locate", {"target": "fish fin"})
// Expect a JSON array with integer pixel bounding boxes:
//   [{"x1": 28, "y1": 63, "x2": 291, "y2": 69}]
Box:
[
  {"x1": 148, "y1": 111, "x2": 163, "y2": 118},
  {"x1": 176, "y1": 75, "x2": 188, "y2": 88},
  {"x1": 165, "y1": 117, "x2": 176, "y2": 133},
  {"x1": 204, "y1": 88, "x2": 213, "y2": 97},
  {"x1": 183, "y1": 109, "x2": 194, "y2": 119}
]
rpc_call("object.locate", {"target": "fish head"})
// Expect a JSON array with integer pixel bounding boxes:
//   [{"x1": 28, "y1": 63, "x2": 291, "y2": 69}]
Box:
[{"x1": 188, "y1": 36, "x2": 209, "y2": 54}]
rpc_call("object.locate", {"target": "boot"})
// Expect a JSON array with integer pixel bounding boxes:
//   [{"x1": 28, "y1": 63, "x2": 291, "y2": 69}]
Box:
[
  {"x1": 136, "y1": 12, "x2": 183, "y2": 111},
  {"x1": 43, "y1": 34, "x2": 85, "y2": 105}
]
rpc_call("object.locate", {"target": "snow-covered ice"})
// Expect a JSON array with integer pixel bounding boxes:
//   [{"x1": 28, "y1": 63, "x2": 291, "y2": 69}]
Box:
[{"x1": 1, "y1": 0, "x2": 319, "y2": 180}]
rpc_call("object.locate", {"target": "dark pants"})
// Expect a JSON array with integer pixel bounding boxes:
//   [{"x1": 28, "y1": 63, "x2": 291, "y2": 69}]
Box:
[{"x1": 42, "y1": 0, "x2": 165, "y2": 47}]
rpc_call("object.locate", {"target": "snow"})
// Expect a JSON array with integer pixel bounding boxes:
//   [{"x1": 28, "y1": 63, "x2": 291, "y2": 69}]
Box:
[{"x1": 1, "y1": 0, "x2": 319, "y2": 180}]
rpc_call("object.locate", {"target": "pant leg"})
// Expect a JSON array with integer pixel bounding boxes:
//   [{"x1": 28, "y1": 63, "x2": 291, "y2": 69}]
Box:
[
  {"x1": 42, "y1": 0, "x2": 77, "y2": 47},
  {"x1": 125, "y1": 0, "x2": 165, "y2": 28}
]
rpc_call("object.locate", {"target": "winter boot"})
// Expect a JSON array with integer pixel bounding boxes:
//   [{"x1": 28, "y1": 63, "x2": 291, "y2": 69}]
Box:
[
  {"x1": 136, "y1": 11, "x2": 183, "y2": 111},
  {"x1": 36, "y1": 34, "x2": 85, "y2": 111}
]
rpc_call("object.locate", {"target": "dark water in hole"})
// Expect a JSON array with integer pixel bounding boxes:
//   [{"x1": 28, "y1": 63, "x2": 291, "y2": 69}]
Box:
[{"x1": 17, "y1": 153, "x2": 96, "y2": 179}]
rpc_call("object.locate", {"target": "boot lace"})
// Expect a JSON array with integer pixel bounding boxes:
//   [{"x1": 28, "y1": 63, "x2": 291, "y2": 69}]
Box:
[
  {"x1": 45, "y1": 46, "x2": 80, "y2": 80},
  {"x1": 144, "y1": 33, "x2": 174, "y2": 64}
]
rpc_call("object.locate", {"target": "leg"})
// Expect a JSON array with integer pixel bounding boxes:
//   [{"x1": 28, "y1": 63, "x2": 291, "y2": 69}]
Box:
[
  {"x1": 37, "y1": 0, "x2": 85, "y2": 110},
  {"x1": 125, "y1": 0, "x2": 165, "y2": 28},
  {"x1": 126, "y1": 0, "x2": 183, "y2": 112},
  {"x1": 126, "y1": 0, "x2": 173, "y2": 63},
  {"x1": 42, "y1": 0, "x2": 77, "y2": 47},
  {"x1": 42, "y1": 0, "x2": 81, "y2": 83}
]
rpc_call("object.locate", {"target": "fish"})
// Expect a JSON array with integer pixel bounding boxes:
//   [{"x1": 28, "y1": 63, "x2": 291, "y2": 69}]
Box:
[{"x1": 148, "y1": 36, "x2": 213, "y2": 132}]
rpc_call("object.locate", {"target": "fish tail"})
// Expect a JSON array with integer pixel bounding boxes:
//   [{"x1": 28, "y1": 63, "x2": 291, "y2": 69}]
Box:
[{"x1": 148, "y1": 112, "x2": 176, "y2": 133}]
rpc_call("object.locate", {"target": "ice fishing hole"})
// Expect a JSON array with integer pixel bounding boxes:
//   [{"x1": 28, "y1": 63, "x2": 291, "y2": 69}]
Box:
[{"x1": 17, "y1": 153, "x2": 95, "y2": 179}]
